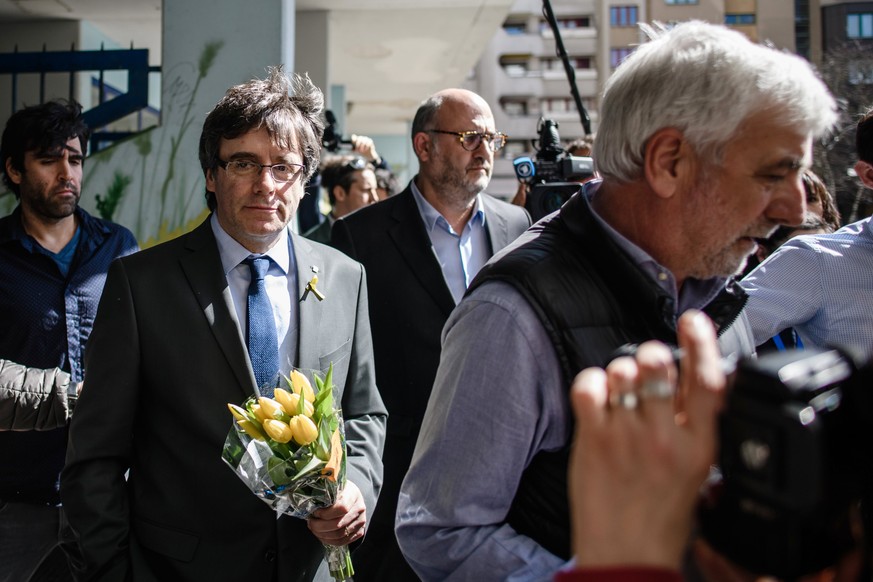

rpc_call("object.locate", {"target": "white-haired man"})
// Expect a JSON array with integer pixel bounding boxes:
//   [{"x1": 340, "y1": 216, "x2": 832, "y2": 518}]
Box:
[{"x1": 395, "y1": 21, "x2": 836, "y2": 581}]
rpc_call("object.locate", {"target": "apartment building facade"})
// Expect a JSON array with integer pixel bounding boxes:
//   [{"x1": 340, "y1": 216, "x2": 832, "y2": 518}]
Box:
[{"x1": 467, "y1": 0, "x2": 871, "y2": 197}]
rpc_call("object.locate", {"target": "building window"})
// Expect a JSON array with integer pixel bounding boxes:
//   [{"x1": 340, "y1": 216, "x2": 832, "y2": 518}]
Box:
[
  {"x1": 542, "y1": 56, "x2": 592, "y2": 71},
  {"x1": 503, "y1": 20, "x2": 527, "y2": 35},
  {"x1": 610, "y1": 6, "x2": 638, "y2": 27},
  {"x1": 503, "y1": 140, "x2": 529, "y2": 159},
  {"x1": 541, "y1": 97, "x2": 576, "y2": 114},
  {"x1": 501, "y1": 98, "x2": 529, "y2": 116},
  {"x1": 540, "y1": 97, "x2": 595, "y2": 114},
  {"x1": 610, "y1": 47, "x2": 635, "y2": 68},
  {"x1": 665, "y1": 0, "x2": 698, "y2": 4},
  {"x1": 541, "y1": 16, "x2": 591, "y2": 32},
  {"x1": 725, "y1": 13, "x2": 756, "y2": 25},
  {"x1": 558, "y1": 17, "x2": 590, "y2": 29},
  {"x1": 795, "y1": 0, "x2": 810, "y2": 59},
  {"x1": 847, "y1": 13, "x2": 873, "y2": 39},
  {"x1": 499, "y1": 54, "x2": 531, "y2": 77}
]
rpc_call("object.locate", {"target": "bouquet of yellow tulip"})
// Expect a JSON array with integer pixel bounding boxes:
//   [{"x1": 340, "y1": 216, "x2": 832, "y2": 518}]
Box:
[{"x1": 221, "y1": 364, "x2": 354, "y2": 580}]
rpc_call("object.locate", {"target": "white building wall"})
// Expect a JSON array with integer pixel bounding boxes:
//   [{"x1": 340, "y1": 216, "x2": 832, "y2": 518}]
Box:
[{"x1": 465, "y1": 0, "x2": 600, "y2": 198}]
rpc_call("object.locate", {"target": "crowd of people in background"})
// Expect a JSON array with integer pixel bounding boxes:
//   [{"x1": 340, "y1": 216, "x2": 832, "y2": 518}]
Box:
[{"x1": 2, "y1": 17, "x2": 873, "y2": 582}]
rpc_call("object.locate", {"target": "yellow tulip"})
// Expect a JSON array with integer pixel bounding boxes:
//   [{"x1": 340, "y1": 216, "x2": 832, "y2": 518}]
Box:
[
  {"x1": 227, "y1": 403, "x2": 248, "y2": 423},
  {"x1": 251, "y1": 404, "x2": 270, "y2": 423},
  {"x1": 258, "y1": 397, "x2": 286, "y2": 419},
  {"x1": 263, "y1": 419, "x2": 294, "y2": 443},
  {"x1": 274, "y1": 388, "x2": 314, "y2": 417},
  {"x1": 288, "y1": 415, "x2": 318, "y2": 445},
  {"x1": 289, "y1": 370, "x2": 316, "y2": 403},
  {"x1": 237, "y1": 419, "x2": 266, "y2": 441}
]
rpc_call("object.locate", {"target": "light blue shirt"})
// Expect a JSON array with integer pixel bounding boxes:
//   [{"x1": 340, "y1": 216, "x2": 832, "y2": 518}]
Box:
[
  {"x1": 410, "y1": 180, "x2": 490, "y2": 304},
  {"x1": 587, "y1": 181, "x2": 726, "y2": 317},
  {"x1": 211, "y1": 214, "x2": 299, "y2": 372},
  {"x1": 740, "y1": 216, "x2": 873, "y2": 359}
]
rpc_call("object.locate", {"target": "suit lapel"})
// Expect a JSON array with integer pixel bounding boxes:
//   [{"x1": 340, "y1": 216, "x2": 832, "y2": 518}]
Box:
[
  {"x1": 179, "y1": 219, "x2": 256, "y2": 400},
  {"x1": 292, "y1": 233, "x2": 324, "y2": 374},
  {"x1": 388, "y1": 189, "x2": 456, "y2": 317},
  {"x1": 481, "y1": 194, "x2": 510, "y2": 254}
]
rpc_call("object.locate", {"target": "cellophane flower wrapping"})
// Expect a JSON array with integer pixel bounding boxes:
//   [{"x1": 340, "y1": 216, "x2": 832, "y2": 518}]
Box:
[{"x1": 221, "y1": 364, "x2": 354, "y2": 580}]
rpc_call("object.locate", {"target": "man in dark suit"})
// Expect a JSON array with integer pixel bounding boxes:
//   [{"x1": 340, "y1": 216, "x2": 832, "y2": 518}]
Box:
[
  {"x1": 331, "y1": 88, "x2": 530, "y2": 581},
  {"x1": 59, "y1": 68, "x2": 386, "y2": 582},
  {"x1": 303, "y1": 156, "x2": 378, "y2": 244}
]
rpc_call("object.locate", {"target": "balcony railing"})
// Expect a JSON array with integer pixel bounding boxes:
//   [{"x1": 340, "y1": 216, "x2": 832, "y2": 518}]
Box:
[{"x1": 0, "y1": 46, "x2": 160, "y2": 153}]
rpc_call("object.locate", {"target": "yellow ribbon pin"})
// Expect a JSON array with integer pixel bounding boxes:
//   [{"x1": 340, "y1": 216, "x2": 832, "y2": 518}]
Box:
[{"x1": 305, "y1": 275, "x2": 326, "y2": 301}]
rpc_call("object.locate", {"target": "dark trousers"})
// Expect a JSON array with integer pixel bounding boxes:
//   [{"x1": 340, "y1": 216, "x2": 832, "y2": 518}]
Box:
[{"x1": 0, "y1": 500, "x2": 73, "y2": 582}]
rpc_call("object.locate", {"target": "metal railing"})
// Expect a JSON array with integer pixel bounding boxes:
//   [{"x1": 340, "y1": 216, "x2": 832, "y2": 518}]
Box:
[{"x1": 0, "y1": 45, "x2": 160, "y2": 152}]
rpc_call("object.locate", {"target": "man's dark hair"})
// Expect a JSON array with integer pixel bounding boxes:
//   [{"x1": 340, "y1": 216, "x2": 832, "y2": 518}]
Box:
[
  {"x1": 320, "y1": 156, "x2": 374, "y2": 206},
  {"x1": 1, "y1": 99, "x2": 90, "y2": 198},
  {"x1": 375, "y1": 167, "x2": 399, "y2": 198},
  {"x1": 199, "y1": 67, "x2": 324, "y2": 211},
  {"x1": 566, "y1": 135, "x2": 595, "y2": 157},
  {"x1": 857, "y1": 107, "x2": 873, "y2": 164},
  {"x1": 802, "y1": 168, "x2": 841, "y2": 231},
  {"x1": 410, "y1": 94, "x2": 445, "y2": 142}
]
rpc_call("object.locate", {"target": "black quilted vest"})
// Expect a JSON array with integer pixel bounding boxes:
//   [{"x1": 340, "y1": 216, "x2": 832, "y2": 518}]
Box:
[{"x1": 467, "y1": 190, "x2": 747, "y2": 559}]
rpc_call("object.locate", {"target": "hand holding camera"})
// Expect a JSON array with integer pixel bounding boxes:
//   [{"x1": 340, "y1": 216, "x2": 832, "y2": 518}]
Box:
[{"x1": 567, "y1": 312, "x2": 870, "y2": 580}]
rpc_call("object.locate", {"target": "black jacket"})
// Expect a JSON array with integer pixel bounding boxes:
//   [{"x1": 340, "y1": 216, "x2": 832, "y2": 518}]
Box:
[{"x1": 468, "y1": 190, "x2": 747, "y2": 558}]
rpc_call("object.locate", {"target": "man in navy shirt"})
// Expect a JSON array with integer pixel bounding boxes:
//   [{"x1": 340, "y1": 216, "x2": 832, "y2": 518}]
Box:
[{"x1": 0, "y1": 100, "x2": 138, "y2": 581}]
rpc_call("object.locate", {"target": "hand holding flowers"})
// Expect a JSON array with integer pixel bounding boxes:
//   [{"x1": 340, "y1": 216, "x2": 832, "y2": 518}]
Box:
[
  {"x1": 308, "y1": 480, "x2": 366, "y2": 545},
  {"x1": 221, "y1": 365, "x2": 356, "y2": 580}
]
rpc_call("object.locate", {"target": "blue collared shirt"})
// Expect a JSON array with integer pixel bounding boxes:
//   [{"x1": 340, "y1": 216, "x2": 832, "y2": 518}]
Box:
[
  {"x1": 410, "y1": 180, "x2": 490, "y2": 304},
  {"x1": 740, "y1": 216, "x2": 873, "y2": 358},
  {"x1": 211, "y1": 214, "x2": 299, "y2": 372}
]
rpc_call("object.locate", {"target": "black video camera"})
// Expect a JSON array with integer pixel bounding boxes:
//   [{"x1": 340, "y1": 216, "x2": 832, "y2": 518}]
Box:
[
  {"x1": 513, "y1": 118, "x2": 594, "y2": 222},
  {"x1": 322, "y1": 110, "x2": 352, "y2": 153},
  {"x1": 700, "y1": 347, "x2": 873, "y2": 579}
]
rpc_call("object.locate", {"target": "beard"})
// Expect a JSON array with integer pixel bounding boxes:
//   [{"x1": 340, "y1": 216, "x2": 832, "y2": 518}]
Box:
[
  {"x1": 682, "y1": 174, "x2": 779, "y2": 281},
  {"x1": 21, "y1": 179, "x2": 80, "y2": 221},
  {"x1": 685, "y1": 235, "x2": 757, "y2": 280},
  {"x1": 429, "y1": 145, "x2": 491, "y2": 204}
]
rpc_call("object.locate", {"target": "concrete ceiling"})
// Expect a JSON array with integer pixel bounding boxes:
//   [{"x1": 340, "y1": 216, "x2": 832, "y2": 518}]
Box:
[
  {"x1": 0, "y1": 0, "x2": 160, "y2": 21},
  {"x1": 0, "y1": 0, "x2": 513, "y2": 135}
]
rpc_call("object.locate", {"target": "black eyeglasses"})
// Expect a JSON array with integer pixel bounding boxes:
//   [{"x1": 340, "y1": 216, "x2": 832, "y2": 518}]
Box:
[
  {"x1": 426, "y1": 130, "x2": 507, "y2": 152},
  {"x1": 217, "y1": 159, "x2": 306, "y2": 184}
]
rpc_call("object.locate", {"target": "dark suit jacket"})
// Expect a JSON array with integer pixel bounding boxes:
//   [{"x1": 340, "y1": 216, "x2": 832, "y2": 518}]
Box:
[
  {"x1": 60, "y1": 217, "x2": 386, "y2": 582},
  {"x1": 303, "y1": 218, "x2": 331, "y2": 245},
  {"x1": 330, "y1": 182, "x2": 530, "y2": 580}
]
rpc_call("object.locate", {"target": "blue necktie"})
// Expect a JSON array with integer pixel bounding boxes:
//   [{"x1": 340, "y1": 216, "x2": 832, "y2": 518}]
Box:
[{"x1": 244, "y1": 256, "x2": 279, "y2": 396}]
